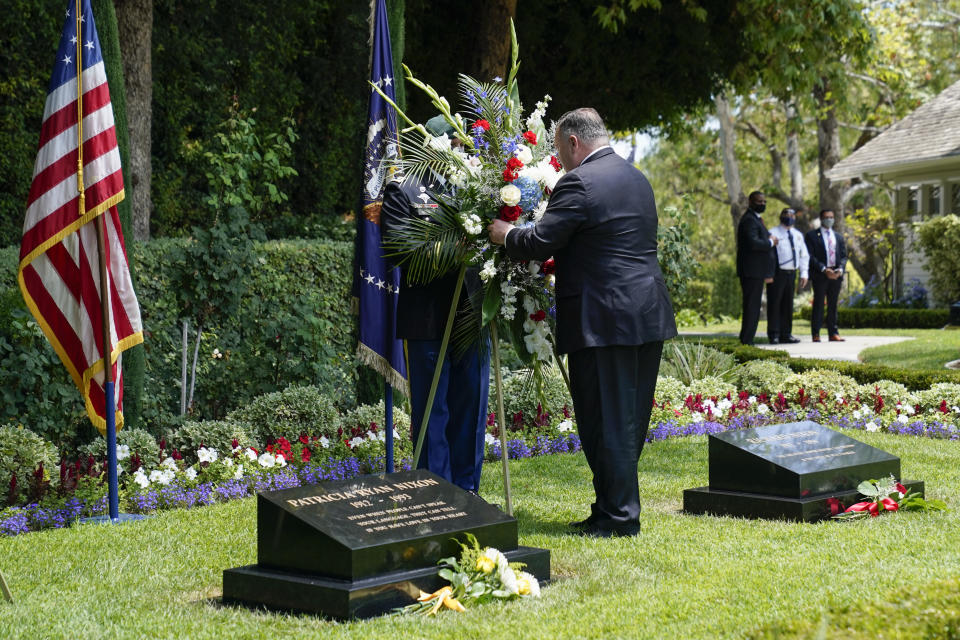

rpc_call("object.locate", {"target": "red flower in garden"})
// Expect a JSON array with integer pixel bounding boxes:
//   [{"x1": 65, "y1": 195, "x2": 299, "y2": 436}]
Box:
[
  {"x1": 549, "y1": 155, "x2": 562, "y2": 171},
  {"x1": 529, "y1": 310, "x2": 546, "y2": 322},
  {"x1": 171, "y1": 449, "x2": 183, "y2": 461},
  {"x1": 299, "y1": 434, "x2": 309, "y2": 445},
  {"x1": 301, "y1": 448, "x2": 311, "y2": 463},
  {"x1": 523, "y1": 130, "x2": 537, "y2": 145},
  {"x1": 487, "y1": 412, "x2": 496, "y2": 427},
  {"x1": 231, "y1": 439, "x2": 239, "y2": 450},
  {"x1": 940, "y1": 400, "x2": 949, "y2": 414},
  {"x1": 473, "y1": 119, "x2": 491, "y2": 131},
  {"x1": 499, "y1": 205, "x2": 522, "y2": 222},
  {"x1": 540, "y1": 258, "x2": 556, "y2": 276}
]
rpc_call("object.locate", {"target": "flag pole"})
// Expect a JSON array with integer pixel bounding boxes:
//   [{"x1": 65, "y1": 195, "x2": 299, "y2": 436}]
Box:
[
  {"x1": 385, "y1": 384, "x2": 394, "y2": 472},
  {"x1": 76, "y1": 0, "x2": 119, "y2": 521}
]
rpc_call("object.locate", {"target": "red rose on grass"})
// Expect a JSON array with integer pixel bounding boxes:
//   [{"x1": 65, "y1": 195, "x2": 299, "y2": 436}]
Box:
[
  {"x1": 896, "y1": 482, "x2": 908, "y2": 495},
  {"x1": 473, "y1": 119, "x2": 491, "y2": 131},
  {"x1": 529, "y1": 310, "x2": 546, "y2": 322},
  {"x1": 523, "y1": 130, "x2": 537, "y2": 145},
  {"x1": 845, "y1": 501, "x2": 871, "y2": 513},
  {"x1": 499, "y1": 205, "x2": 522, "y2": 222},
  {"x1": 549, "y1": 155, "x2": 562, "y2": 171},
  {"x1": 540, "y1": 258, "x2": 556, "y2": 275}
]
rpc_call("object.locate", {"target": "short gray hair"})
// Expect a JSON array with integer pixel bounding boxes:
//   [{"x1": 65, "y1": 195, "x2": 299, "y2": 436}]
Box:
[{"x1": 555, "y1": 108, "x2": 608, "y2": 144}]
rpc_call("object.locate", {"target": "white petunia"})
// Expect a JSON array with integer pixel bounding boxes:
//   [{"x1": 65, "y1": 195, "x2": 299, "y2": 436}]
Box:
[
  {"x1": 485, "y1": 433, "x2": 497, "y2": 446},
  {"x1": 319, "y1": 436, "x2": 330, "y2": 449},
  {"x1": 234, "y1": 465, "x2": 244, "y2": 480},
  {"x1": 160, "y1": 457, "x2": 177, "y2": 471},
  {"x1": 556, "y1": 419, "x2": 573, "y2": 433},
  {"x1": 275, "y1": 454, "x2": 287, "y2": 468},
  {"x1": 756, "y1": 404, "x2": 769, "y2": 415},
  {"x1": 349, "y1": 436, "x2": 365, "y2": 448},
  {"x1": 258, "y1": 452, "x2": 276, "y2": 468},
  {"x1": 197, "y1": 447, "x2": 218, "y2": 464},
  {"x1": 865, "y1": 421, "x2": 880, "y2": 432},
  {"x1": 133, "y1": 469, "x2": 149, "y2": 489},
  {"x1": 896, "y1": 414, "x2": 909, "y2": 424},
  {"x1": 185, "y1": 467, "x2": 198, "y2": 480},
  {"x1": 245, "y1": 448, "x2": 258, "y2": 461},
  {"x1": 116, "y1": 444, "x2": 130, "y2": 461},
  {"x1": 748, "y1": 395, "x2": 757, "y2": 405}
]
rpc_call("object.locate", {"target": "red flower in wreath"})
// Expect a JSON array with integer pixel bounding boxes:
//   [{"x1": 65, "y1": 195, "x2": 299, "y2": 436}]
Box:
[
  {"x1": 549, "y1": 155, "x2": 562, "y2": 171},
  {"x1": 503, "y1": 168, "x2": 519, "y2": 182},
  {"x1": 540, "y1": 258, "x2": 556, "y2": 276},
  {"x1": 499, "y1": 205, "x2": 522, "y2": 222},
  {"x1": 529, "y1": 310, "x2": 546, "y2": 322},
  {"x1": 473, "y1": 119, "x2": 491, "y2": 131},
  {"x1": 523, "y1": 130, "x2": 537, "y2": 145}
]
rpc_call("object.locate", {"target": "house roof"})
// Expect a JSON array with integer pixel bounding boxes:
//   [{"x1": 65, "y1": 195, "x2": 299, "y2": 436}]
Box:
[{"x1": 827, "y1": 79, "x2": 960, "y2": 181}]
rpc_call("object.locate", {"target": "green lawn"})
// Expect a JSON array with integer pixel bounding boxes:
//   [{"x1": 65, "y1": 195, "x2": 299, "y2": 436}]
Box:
[
  {"x1": 2, "y1": 433, "x2": 960, "y2": 639},
  {"x1": 679, "y1": 319, "x2": 960, "y2": 370}
]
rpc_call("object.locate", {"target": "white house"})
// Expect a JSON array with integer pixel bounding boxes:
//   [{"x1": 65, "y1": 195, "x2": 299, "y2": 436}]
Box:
[{"x1": 827, "y1": 79, "x2": 960, "y2": 299}]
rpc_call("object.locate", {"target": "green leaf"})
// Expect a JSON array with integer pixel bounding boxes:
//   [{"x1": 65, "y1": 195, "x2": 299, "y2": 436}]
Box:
[
  {"x1": 857, "y1": 480, "x2": 880, "y2": 497},
  {"x1": 481, "y1": 281, "x2": 502, "y2": 327}
]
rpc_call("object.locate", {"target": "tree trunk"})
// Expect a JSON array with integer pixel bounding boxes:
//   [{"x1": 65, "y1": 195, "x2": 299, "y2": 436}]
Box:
[
  {"x1": 114, "y1": 0, "x2": 153, "y2": 241},
  {"x1": 784, "y1": 101, "x2": 803, "y2": 205},
  {"x1": 814, "y1": 80, "x2": 844, "y2": 221},
  {"x1": 715, "y1": 93, "x2": 747, "y2": 237},
  {"x1": 473, "y1": 0, "x2": 517, "y2": 81}
]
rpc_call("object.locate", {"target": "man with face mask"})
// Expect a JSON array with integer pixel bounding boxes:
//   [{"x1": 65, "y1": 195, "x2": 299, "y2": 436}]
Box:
[
  {"x1": 805, "y1": 209, "x2": 847, "y2": 342},
  {"x1": 766, "y1": 208, "x2": 809, "y2": 344},
  {"x1": 736, "y1": 191, "x2": 778, "y2": 345}
]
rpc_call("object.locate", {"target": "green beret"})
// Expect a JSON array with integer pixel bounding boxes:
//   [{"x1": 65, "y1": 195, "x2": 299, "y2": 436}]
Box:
[{"x1": 425, "y1": 115, "x2": 455, "y2": 137}]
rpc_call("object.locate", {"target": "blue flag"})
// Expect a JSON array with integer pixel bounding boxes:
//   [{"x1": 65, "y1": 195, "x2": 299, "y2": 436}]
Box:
[{"x1": 355, "y1": 0, "x2": 407, "y2": 394}]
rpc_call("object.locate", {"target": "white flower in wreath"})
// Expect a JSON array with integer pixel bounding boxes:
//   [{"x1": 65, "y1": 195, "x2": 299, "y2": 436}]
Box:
[
  {"x1": 515, "y1": 144, "x2": 534, "y2": 165},
  {"x1": 517, "y1": 571, "x2": 541, "y2": 597},
  {"x1": 480, "y1": 259, "x2": 497, "y2": 283},
  {"x1": 532, "y1": 200, "x2": 548, "y2": 222},
  {"x1": 450, "y1": 169, "x2": 468, "y2": 189},
  {"x1": 426, "y1": 133, "x2": 451, "y2": 151},
  {"x1": 523, "y1": 294, "x2": 537, "y2": 313},
  {"x1": 500, "y1": 184, "x2": 522, "y2": 206}
]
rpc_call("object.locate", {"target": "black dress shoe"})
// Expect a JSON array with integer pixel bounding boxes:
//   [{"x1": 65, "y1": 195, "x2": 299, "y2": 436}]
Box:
[
  {"x1": 569, "y1": 514, "x2": 598, "y2": 529},
  {"x1": 782, "y1": 336, "x2": 801, "y2": 344},
  {"x1": 768, "y1": 337, "x2": 779, "y2": 344}
]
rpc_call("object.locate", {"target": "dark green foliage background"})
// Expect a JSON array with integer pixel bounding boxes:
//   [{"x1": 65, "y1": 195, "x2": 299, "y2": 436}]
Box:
[
  {"x1": 797, "y1": 306, "x2": 952, "y2": 330},
  {"x1": 0, "y1": 240, "x2": 357, "y2": 450}
]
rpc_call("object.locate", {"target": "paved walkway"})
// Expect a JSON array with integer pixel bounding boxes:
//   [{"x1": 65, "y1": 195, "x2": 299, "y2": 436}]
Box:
[{"x1": 679, "y1": 332, "x2": 914, "y2": 363}]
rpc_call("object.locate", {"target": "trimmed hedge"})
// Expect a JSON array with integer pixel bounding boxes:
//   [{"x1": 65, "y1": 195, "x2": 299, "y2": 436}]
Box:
[
  {"x1": 796, "y1": 306, "x2": 950, "y2": 329},
  {"x1": 703, "y1": 337, "x2": 960, "y2": 391}
]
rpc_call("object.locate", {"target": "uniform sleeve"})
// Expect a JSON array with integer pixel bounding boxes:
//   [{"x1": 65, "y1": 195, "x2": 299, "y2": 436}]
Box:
[
  {"x1": 796, "y1": 230, "x2": 810, "y2": 279},
  {"x1": 505, "y1": 172, "x2": 588, "y2": 261},
  {"x1": 380, "y1": 181, "x2": 411, "y2": 269}
]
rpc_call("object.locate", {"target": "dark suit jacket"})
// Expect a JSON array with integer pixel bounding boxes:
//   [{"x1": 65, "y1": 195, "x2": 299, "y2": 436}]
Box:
[
  {"x1": 504, "y1": 147, "x2": 677, "y2": 354},
  {"x1": 804, "y1": 227, "x2": 848, "y2": 276},
  {"x1": 380, "y1": 177, "x2": 479, "y2": 341},
  {"x1": 736, "y1": 210, "x2": 776, "y2": 279}
]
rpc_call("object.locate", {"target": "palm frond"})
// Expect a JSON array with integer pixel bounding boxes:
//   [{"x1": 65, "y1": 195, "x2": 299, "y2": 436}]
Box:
[
  {"x1": 451, "y1": 283, "x2": 487, "y2": 359},
  {"x1": 458, "y1": 75, "x2": 512, "y2": 146},
  {"x1": 397, "y1": 130, "x2": 467, "y2": 184},
  {"x1": 382, "y1": 199, "x2": 470, "y2": 285}
]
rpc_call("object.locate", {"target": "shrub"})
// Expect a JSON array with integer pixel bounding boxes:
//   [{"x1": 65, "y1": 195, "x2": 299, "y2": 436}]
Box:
[
  {"x1": 734, "y1": 360, "x2": 795, "y2": 396},
  {"x1": 915, "y1": 214, "x2": 960, "y2": 305},
  {"x1": 164, "y1": 420, "x2": 255, "y2": 462},
  {"x1": 655, "y1": 376, "x2": 688, "y2": 405},
  {"x1": 796, "y1": 307, "x2": 949, "y2": 328},
  {"x1": 676, "y1": 279, "x2": 714, "y2": 319},
  {"x1": 674, "y1": 308, "x2": 703, "y2": 328},
  {"x1": 496, "y1": 367, "x2": 572, "y2": 421},
  {"x1": 659, "y1": 339, "x2": 737, "y2": 384},
  {"x1": 855, "y1": 381, "x2": 914, "y2": 407},
  {"x1": 778, "y1": 369, "x2": 861, "y2": 402},
  {"x1": 0, "y1": 426, "x2": 58, "y2": 504},
  {"x1": 79, "y1": 428, "x2": 162, "y2": 469},
  {"x1": 226, "y1": 384, "x2": 340, "y2": 444},
  {"x1": 699, "y1": 259, "x2": 741, "y2": 318},
  {"x1": 686, "y1": 376, "x2": 737, "y2": 400},
  {"x1": 340, "y1": 401, "x2": 411, "y2": 440},
  {"x1": 914, "y1": 383, "x2": 960, "y2": 411}
]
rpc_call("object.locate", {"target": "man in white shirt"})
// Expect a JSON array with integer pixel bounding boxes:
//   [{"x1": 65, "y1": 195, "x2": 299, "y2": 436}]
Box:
[{"x1": 766, "y1": 208, "x2": 809, "y2": 344}]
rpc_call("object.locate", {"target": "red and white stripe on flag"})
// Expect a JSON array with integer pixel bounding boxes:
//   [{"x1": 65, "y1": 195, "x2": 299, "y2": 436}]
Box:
[{"x1": 18, "y1": 1, "x2": 143, "y2": 435}]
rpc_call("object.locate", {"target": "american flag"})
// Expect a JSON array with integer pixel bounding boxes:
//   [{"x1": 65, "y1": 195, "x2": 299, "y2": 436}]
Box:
[
  {"x1": 18, "y1": 0, "x2": 143, "y2": 435},
  {"x1": 355, "y1": 0, "x2": 407, "y2": 393}
]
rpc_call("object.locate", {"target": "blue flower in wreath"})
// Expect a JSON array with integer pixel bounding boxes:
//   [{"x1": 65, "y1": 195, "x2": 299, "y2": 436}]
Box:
[{"x1": 513, "y1": 176, "x2": 541, "y2": 212}]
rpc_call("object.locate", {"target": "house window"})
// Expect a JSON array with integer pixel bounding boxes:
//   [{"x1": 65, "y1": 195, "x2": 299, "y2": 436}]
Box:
[
  {"x1": 907, "y1": 187, "x2": 919, "y2": 216},
  {"x1": 928, "y1": 186, "x2": 941, "y2": 216}
]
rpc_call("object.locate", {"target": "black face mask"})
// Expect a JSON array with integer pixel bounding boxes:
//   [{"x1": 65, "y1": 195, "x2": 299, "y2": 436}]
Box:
[
  {"x1": 780, "y1": 215, "x2": 795, "y2": 226},
  {"x1": 753, "y1": 204, "x2": 766, "y2": 214}
]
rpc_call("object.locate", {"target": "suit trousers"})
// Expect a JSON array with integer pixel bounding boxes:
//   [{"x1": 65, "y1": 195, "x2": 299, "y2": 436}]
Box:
[
  {"x1": 766, "y1": 269, "x2": 796, "y2": 340},
  {"x1": 739, "y1": 277, "x2": 765, "y2": 345},
  {"x1": 407, "y1": 339, "x2": 490, "y2": 492},
  {"x1": 810, "y1": 274, "x2": 843, "y2": 337},
  {"x1": 568, "y1": 341, "x2": 664, "y2": 526}
]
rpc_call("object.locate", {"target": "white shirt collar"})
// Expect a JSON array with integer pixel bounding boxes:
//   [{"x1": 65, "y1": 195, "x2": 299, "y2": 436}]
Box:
[{"x1": 579, "y1": 145, "x2": 611, "y2": 166}]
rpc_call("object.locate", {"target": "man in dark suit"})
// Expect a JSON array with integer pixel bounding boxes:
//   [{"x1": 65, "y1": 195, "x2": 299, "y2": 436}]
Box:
[
  {"x1": 805, "y1": 209, "x2": 847, "y2": 342},
  {"x1": 488, "y1": 108, "x2": 677, "y2": 537},
  {"x1": 736, "y1": 191, "x2": 777, "y2": 345},
  {"x1": 380, "y1": 117, "x2": 489, "y2": 494}
]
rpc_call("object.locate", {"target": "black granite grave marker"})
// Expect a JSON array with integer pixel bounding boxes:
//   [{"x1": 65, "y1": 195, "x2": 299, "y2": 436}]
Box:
[
  {"x1": 683, "y1": 421, "x2": 924, "y2": 521},
  {"x1": 223, "y1": 469, "x2": 550, "y2": 618}
]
